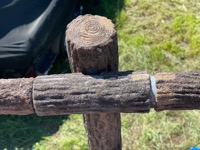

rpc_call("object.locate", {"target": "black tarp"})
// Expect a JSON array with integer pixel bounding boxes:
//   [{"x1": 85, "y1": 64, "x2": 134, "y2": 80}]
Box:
[{"x1": 0, "y1": 0, "x2": 77, "y2": 70}]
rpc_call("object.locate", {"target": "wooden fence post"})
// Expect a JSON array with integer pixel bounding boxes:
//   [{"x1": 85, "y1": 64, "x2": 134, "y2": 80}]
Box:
[{"x1": 66, "y1": 14, "x2": 121, "y2": 150}]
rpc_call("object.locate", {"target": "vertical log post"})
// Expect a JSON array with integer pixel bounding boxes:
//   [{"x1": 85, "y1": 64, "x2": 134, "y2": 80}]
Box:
[{"x1": 66, "y1": 15, "x2": 121, "y2": 150}]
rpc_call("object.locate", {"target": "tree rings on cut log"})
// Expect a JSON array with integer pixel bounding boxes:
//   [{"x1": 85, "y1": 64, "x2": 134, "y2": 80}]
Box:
[
  {"x1": 66, "y1": 14, "x2": 118, "y2": 74},
  {"x1": 66, "y1": 14, "x2": 115, "y2": 47}
]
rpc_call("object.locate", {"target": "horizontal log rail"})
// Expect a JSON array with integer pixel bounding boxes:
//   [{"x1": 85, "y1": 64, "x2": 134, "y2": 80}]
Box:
[{"x1": 0, "y1": 71, "x2": 199, "y2": 116}]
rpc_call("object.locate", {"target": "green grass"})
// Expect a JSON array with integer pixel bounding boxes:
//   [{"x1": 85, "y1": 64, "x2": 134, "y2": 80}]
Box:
[
  {"x1": 117, "y1": 0, "x2": 200, "y2": 72},
  {"x1": 1, "y1": 0, "x2": 200, "y2": 149},
  {"x1": 0, "y1": 115, "x2": 68, "y2": 149},
  {"x1": 33, "y1": 115, "x2": 87, "y2": 150},
  {"x1": 122, "y1": 110, "x2": 200, "y2": 150}
]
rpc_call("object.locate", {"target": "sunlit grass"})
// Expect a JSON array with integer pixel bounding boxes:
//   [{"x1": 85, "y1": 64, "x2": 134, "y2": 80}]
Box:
[
  {"x1": 118, "y1": 0, "x2": 200, "y2": 73},
  {"x1": 122, "y1": 110, "x2": 200, "y2": 150}
]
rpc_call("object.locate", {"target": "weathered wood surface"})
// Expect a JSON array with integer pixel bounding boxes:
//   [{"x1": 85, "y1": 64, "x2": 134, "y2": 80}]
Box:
[
  {"x1": 66, "y1": 14, "x2": 118, "y2": 75},
  {"x1": 33, "y1": 72, "x2": 150, "y2": 115},
  {"x1": 66, "y1": 14, "x2": 121, "y2": 150},
  {"x1": 155, "y1": 72, "x2": 200, "y2": 111},
  {"x1": 0, "y1": 71, "x2": 199, "y2": 115},
  {"x1": 0, "y1": 78, "x2": 34, "y2": 115}
]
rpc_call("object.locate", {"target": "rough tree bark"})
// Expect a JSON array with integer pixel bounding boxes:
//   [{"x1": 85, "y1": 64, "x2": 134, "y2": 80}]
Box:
[
  {"x1": 66, "y1": 14, "x2": 121, "y2": 150},
  {"x1": 0, "y1": 71, "x2": 199, "y2": 115},
  {"x1": 0, "y1": 78, "x2": 34, "y2": 115},
  {"x1": 33, "y1": 72, "x2": 151, "y2": 115},
  {"x1": 155, "y1": 72, "x2": 200, "y2": 111}
]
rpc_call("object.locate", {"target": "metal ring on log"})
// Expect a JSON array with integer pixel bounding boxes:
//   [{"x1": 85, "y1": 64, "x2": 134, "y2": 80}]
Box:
[{"x1": 0, "y1": 72, "x2": 199, "y2": 115}]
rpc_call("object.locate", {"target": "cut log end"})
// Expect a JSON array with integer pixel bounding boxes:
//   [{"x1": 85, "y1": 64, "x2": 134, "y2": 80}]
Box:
[
  {"x1": 66, "y1": 14, "x2": 118, "y2": 74},
  {"x1": 66, "y1": 14, "x2": 116, "y2": 48}
]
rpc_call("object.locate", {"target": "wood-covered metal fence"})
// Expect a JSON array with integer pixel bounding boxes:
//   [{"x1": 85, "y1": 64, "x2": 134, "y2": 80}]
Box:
[
  {"x1": 0, "y1": 14, "x2": 199, "y2": 150},
  {"x1": 1, "y1": 71, "x2": 199, "y2": 115}
]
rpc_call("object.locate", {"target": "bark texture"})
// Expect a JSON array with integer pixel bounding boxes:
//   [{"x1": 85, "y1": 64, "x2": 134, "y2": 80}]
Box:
[
  {"x1": 33, "y1": 72, "x2": 151, "y2": 115},
  {"x1": 155, "y1": 72, "x2": 200, "y2": 111},
  {"x1": 66, "y1": 14, "x2": 121, "y2": 150},
  {"x1": 0, "y1": 78, "x2": 34, "y2": 115},
  {"x1": 66, "y1": 14, "x2": 118, "y2": 74},
  {"x1": 0, "y1": 71, "x2": 199, "y2": 115}
]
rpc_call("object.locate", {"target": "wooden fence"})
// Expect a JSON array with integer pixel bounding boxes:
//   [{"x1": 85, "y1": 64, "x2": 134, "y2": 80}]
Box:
[
  {"x1": 0, "y1": 14, "x2": 199, "y2": 150},
  {"x1": 1, "y1": 71, "x2": 199, "y2": 115}
]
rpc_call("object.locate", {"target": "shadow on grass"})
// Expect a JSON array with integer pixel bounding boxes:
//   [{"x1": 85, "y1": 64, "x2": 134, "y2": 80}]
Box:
[
  {"x1": 0, "y1": 114, "x2": 68, "y2": 149},
  {"x1": 81, "y1": 0, "x2": 125, "y2": 22}
]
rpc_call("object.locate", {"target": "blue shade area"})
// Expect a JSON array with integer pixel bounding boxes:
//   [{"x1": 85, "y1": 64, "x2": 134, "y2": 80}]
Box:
[{"x1": 189, "y1": 147, "x2": 200, "y2": 150}]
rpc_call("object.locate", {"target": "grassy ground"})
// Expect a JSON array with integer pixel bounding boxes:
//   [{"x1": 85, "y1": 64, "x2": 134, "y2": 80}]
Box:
[
  {"x1": 1, "y1": 0, "x2": 200, "y2": 149},
  {"x1": 117, "y1": 0, "x2": 200, "y2": 73}
]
